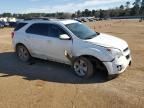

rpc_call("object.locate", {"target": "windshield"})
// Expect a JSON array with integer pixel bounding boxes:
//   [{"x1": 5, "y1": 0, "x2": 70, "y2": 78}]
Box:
[{"x1": 66, "y1": 23, "x2": 98, "y2": 39}]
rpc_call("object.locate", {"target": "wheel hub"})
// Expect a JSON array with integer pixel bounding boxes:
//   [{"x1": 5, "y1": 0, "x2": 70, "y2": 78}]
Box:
[
  {"x1": 17, "y1": 46, "x2": 29, "y2": 61},
  {"x1": 74, "y1": 60, "x2": 88, "y2": 76}
]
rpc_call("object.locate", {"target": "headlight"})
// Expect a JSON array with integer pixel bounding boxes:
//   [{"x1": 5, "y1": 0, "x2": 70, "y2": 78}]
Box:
[{"x1": 107, "y1": 48, "x2": 123, "y2": 58}]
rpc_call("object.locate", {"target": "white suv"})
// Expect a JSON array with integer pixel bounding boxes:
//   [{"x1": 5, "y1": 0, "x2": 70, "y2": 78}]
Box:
[{"x1": 12, "y1": 19, "x2": 132, "y2": 78}]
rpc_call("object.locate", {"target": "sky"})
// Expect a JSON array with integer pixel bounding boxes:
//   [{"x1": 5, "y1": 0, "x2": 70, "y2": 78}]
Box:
[{"x1": 0, "y1": 0, "x2": 135, "y2": 13}]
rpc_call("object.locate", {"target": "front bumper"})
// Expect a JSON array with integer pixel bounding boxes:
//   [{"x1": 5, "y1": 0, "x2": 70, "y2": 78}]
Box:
[{"x1": 103, "y1": 55, "x2": 132, "y2": 76}]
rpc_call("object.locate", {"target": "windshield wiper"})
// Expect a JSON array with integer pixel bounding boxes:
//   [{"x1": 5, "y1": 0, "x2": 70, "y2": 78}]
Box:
[{"x1": 85, "y1": 33, "x2": 97, "y2": 39}]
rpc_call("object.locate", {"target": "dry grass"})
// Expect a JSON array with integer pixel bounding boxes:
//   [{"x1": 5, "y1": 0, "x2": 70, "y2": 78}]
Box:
[{"x1": 0, "y1": 20, "x2": 144, "y2": 108}]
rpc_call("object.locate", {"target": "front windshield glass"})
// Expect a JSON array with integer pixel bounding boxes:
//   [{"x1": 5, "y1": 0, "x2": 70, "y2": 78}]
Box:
[{"x1": 66, "y1": 23, "x2": 98, "y2": 39}]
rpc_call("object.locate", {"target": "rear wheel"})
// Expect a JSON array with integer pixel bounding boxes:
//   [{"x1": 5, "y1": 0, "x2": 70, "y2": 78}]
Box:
[
  {"x1": 73, "y1": 57, "x2": 94, "y2": 78},
  {"x1": 16, "y1": 45, "x2": 31, "y2": 62}
]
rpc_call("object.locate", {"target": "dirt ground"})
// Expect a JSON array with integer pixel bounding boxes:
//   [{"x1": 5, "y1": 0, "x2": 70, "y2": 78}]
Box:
[{"x1": 0, "y1": 20, "x2": 144, "y2": 108}]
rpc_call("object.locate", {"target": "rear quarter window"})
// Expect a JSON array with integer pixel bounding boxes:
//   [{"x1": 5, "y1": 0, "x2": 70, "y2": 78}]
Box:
[
  {"x1": 26, "y1": 23, "x2": 48, "y2": 36},
  {"x1": 14, "y1": 23, "x2": 27, "y2": 31}
]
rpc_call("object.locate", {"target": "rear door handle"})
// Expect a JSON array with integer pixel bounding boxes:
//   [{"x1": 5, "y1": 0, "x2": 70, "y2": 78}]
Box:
[{"x1": 47, "y1": 40, "x2": 51, "y2": 43}]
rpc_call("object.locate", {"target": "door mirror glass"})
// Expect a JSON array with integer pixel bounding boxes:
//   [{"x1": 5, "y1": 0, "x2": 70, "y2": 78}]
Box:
[{"x1": 59, "y1": 34, "x2": 71, "y2": 40}]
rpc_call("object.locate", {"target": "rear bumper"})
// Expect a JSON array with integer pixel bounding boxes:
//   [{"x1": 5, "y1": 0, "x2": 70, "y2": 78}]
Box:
[{"x1": 103, "y1": 55, "x2": 132, "y2": 76}]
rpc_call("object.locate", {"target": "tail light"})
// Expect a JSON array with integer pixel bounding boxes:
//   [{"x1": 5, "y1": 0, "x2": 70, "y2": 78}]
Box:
[{"x1": 11, "y1": 32, "x2": 14, "y2": 38}]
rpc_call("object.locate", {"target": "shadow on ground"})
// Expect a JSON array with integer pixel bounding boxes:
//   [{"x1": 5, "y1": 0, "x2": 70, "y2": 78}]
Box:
[{"x1": 0, "y1": 52, "x2": 108, "y2": 84}]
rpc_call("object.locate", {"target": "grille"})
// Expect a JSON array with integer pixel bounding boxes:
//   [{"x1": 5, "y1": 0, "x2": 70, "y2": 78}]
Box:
[{"x1": 123, "y1": 47, "x2": 129, "y2": 52}]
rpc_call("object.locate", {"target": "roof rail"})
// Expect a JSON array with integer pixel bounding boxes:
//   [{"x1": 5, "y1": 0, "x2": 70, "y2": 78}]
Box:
[{"x1": 24, "y1": 17, "x2": 49, "y2": 21}]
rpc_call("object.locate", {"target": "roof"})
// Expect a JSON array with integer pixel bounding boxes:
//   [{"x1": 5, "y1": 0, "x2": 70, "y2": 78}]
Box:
[
  {"x1": 59, "y1": 20, "x2": 78, "y2": 25},
  {"x1": 22, "y1": 19, "x2": 78, "y2": 25}
]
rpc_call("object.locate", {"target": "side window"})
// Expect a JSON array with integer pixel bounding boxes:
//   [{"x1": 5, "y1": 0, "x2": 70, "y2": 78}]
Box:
[
  {"x1": 48, "y1": 24, "x2": 67, "y2": 38},
  {"x1": 26, "y1": 23, "x2": 48, "y2": 36},
  {"x1": 14, "y1": 23, "x2": 27, "y2": 31}
]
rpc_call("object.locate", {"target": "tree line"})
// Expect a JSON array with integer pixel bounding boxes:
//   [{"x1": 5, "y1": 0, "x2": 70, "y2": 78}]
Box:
[
  {"x1": 74, "y1": 0, "x2": 144, "y2": 18},
  {"x1": 0, "y1": 0, "x2": 144, "y2": 19}
]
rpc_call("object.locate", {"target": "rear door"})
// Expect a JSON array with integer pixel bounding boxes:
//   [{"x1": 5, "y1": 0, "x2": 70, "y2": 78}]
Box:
[{"x1": 25, "y1": 23, "x2": 50, "y2": 59}]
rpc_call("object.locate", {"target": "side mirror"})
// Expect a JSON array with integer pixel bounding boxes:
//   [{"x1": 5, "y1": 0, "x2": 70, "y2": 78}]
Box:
[{"x1": 59, "y1": 34, "x2": 71, "y2": 40}]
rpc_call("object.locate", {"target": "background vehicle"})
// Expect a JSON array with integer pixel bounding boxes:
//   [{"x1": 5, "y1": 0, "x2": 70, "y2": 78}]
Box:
[
  {"x1": 9, "y1": 22, "x2": 17, "y2": 27},
  {"x1": 0, "y1": 22, "x2": 4, "y2": 28},
  {"x1": 12, "y1": 19, "x2": 131, "y2": 79},
  {"x1": 0, "y1": 21, "x2": 9, "y2": 27}
]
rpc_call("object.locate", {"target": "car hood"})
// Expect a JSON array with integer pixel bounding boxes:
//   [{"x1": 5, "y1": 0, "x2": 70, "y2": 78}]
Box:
[{"x1": 86, "y1": 33, "x2": 128, "y2": 51}]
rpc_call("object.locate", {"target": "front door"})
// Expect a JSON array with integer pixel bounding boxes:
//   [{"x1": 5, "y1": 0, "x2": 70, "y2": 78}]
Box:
[{"x1": 45, "y1": 24, "x2": 73, "y2": 64}]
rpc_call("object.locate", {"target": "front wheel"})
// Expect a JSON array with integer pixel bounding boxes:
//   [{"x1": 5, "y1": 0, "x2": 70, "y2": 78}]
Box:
[{"x1": 73, "y1": 57, "x2": 94, "y2": 78}]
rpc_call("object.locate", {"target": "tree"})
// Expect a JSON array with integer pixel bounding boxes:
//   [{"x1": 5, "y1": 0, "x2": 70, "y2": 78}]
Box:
[
  {"x1": 84, "y1": 9, "x2": 90, "y2": 16},
  {"x1": 2, "y1": 13, "x2": 12, "y2": 17},
  {"x1": 81, "y1": 11, "x2": 85, "y2": 17},
  {"x1": 77, "y1": 10, "x2": 81, "y2": 17},
  {"x1": 71, "y1": 13, "x2": 76, "y2": 18},
  {"x1": 95, "y1": 11, "x2": 100, "y2": 18},
  {"x1": 131, "y1": 0, "x2": 141, "y2": 15},
  {"x1": 133, "y1": 0, "x2": 141, "y2": 6},
  {"x1": 109, "y1": 8, "x2": 120, "y2": 17},
  {"x1": 62, "y1": 13, "x2": 72, "y2": 19},
  {"x1": 92, "y1": 10, "x2": 96, "y2": 16},
  {"x1": 125, "y1": 1, "x2": 131, "y2": 16},
  {"x1": 126, "y1": 1, "x2": 130, "y2": 9},
  {"x1": 56, "y1": 12, "x2": 64, "y2": 19},
  {"x1": 140, "y1": 0, "x2": 144, "y2": 15},
  {"x1": 99, "y1": 9, "x2": 109, "y2": 18},
  {"x1": 120, "y1": 5, "x2": 124, "y2": 10}
]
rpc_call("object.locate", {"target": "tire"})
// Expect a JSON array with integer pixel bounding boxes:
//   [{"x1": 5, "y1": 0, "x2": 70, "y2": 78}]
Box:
[
  {"x1": 73, "y1": 57, "x2": 94, "y2": 78},
  {"x1": 16, "y1": 45, "x2": 31, "y2": 62}
]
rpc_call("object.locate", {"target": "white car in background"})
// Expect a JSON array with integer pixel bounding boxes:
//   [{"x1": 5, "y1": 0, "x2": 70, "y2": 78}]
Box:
[{"x1": 12, "y1": 19, "x2": 132, "y2": 79}]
